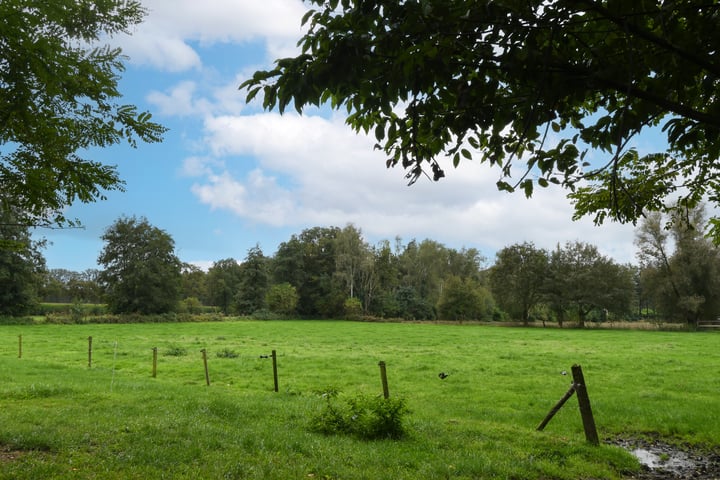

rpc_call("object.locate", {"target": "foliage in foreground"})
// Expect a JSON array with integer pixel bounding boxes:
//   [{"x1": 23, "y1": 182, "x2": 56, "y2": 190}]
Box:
[
  {"x1": 309, "y1": 390, "x2": 409, "y2": 440},
  {"x1": 243, "y1": 1, "x2": 720, "y2": 238},
  {"x1": 1, "y1": 0, "x2": 166, "y2": 228}
]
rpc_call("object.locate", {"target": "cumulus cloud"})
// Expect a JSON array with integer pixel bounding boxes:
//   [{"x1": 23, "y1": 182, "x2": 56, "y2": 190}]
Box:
[
  {"x1": 119, "y1": 0, "x2": 639, "y2": 264},
  {"x1": 187, "y1": 111, "x2": 639, "y2": 263},
  {"x1": 117, "y1": 0, "x2": 307, "y2": 71},
  {"x1": 121, "y1": 33, "x2": 202, "y2": 72}
]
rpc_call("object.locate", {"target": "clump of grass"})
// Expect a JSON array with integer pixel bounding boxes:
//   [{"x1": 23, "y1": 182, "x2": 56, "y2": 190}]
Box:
[
  {"x1": 309, "y1": 391, "x2": 409, "y2": 440},
  {"x1": 216, "y1": 348, "x2": 238, "y2": 358},
  {"x1": 163, "y1": 345, "x2": 187, "y2": 357}
]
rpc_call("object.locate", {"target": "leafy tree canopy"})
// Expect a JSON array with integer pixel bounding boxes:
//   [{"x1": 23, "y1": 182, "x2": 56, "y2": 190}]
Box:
[
  {"x1": 98, "y1": 216, "x2": 182, "y2": 314},
  {"x1": 1, "y1": 0, "x2": 166, "y2": 228},
  {"x1": 0, "y1": 206, "x2": 45, "y2": 315},
  {"x1": 636, "y1": 206, "x2": 720, "y2": 324},
  {"x1": 242, "y1": 1, "x2": 720, "y2": 235}
]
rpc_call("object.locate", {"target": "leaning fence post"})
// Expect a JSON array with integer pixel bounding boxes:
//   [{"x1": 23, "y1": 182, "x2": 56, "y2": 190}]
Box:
[
  {"x1": 378, "y1": 361, "x2": 390, "y2": 399},
  {"x1": 201, "y1": 349, "x2": 210, "y2": 386},
  {"x1": 572, "y1": 364, "x2": 599, "y2": 445},
  {"x1": 88, "y1": 336, "x2": 93, "y2": 368},
  {"x1": 271, "y1": 350, "x2": 279, "y2": 392}
]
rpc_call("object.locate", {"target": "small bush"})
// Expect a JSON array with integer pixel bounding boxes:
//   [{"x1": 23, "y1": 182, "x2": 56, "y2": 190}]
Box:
[
  {"x1": 164, "y1": 346, "x2": 187, "y2": 357},
  {"x1": 216, "y1": 348, "x2": 239, "y2": 359},
  {"x1": 309, "y1": 392, "x2": 409, "y2": 440}
]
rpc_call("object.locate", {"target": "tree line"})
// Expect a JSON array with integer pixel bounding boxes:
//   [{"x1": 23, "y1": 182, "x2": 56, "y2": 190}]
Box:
[{"x1": 3, "y1": 206, "x2": 720, "y2": 327}]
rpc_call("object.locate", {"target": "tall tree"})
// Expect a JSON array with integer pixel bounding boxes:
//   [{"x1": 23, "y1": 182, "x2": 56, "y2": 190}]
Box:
[
  {"x1": 206, "y1": 259, "x2": 243, "y2": 314},
  {"x1": 398, "y1": 239, "x2": 448, "y2": 306},
  {"x1": 545, "y1": 241, "x2": 633, "y2": 327},
  {"x1": 334, "y1": 224, "x2": 367, "y2": 299},
  {"x1": 98, "y1": 216, "x2": 182, "y2": 314},
  {"x1": 242, "y1": 1, "x2": 720, "y2": 237},
  {"x1": 371, "y1": 239, "x2": 401, "y2": 316},
  {"x1": 438, "y1": 275, "x2": 494, "y2": 321},
  {"x1": 635, "y1": 208, "x2": 720, "y2": 325},
  {"x1": 235, "y1": 244, "x2": 269, "y2": 314},
  {"x1": 0, "y1": 207, "x2": 45, "y2": 315},
  {"x1": 180, "y1": 263, "x2": 208, "y2": 304},
  {"x1": 489, "y1": 242, "x2": 548, "y2": 325},
  {"x1": 1, "y1": 1, "x2": 166, "y2": 228},
  {"x1": 274, "y1": 226, "x2": 342, "y2": 317},
  {"x1": 41, "y1": 268, "x2": 102, "y2": 303}
]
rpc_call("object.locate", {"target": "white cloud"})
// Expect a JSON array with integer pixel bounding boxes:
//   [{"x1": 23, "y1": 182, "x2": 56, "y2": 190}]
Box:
[
  {"x1": 146, "y1": 81, "x2": 202, "y2": 116},
  {"x1": 121, "y1": 33, "x2": 202, "y2": 71},
  {"x1": 189, "y1": 112, "x2": 639, "y2": 263},
  {"x1": 118, "y1": 0, "x2": 307, "y2": 71}
]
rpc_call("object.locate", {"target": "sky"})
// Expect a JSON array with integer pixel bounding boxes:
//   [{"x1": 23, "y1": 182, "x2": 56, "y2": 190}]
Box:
[{"x1": 39, "y1": 0, "x2": 652, "y2": 272}]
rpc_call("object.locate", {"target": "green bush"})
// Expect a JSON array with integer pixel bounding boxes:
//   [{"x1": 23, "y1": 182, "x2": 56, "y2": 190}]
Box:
[
  {"x1": 163, "y1": 346, "x2": 187, "y2": 357},
  {"x1": 343, "y1": 297, "x2": 363, "y2": 320},
  {"x1": 309, "y1": 392, "x2": 409, "y2": 440},
  {"x1": 216, "y1": 348, "x2": 239, "y2": 358}
]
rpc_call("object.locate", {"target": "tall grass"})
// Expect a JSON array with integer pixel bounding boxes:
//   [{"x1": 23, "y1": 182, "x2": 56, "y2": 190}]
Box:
[{"x1": 0, "y1": 321, "x2": 718, "y2": 479}]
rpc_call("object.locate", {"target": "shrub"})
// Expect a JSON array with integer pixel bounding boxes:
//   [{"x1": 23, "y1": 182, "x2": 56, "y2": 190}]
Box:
[
  {"x1": 309, "y1": 392, "x2": 409, "y2": 440},
  {"x1": 343, "y1": 297, "x2": 362, "y2": 320},
  {"x1": 216, "y1": 348, "x2": 239, "y2": 359},
  {"x1": 164, "y1": 345, "x2": 187, "y2": 357},
  {"x1": 265, "y1": 283, "x2": 299, "y2": 315}
]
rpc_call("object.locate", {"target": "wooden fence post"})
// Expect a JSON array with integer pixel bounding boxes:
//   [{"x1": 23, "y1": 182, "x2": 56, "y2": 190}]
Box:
[
  {"x1": 571, "y1": 364, "x2": 599, "y2": 445},
  {"x1": 18, "y1": 335, "x2": 22, "y2": 359},
  {"x1": 152, "y1": 347, "x2": 158, "y2": 378},
  {"x1": 201, "y1": 349, "x2": 210, "y2": 386},
  {"x1": 378, "y1": 361, "x2": 390, "y2": 399},
  {"x1": 88, "y1": 336, "x2": 93, "y2": 368},
  {"x1": 271, "y1": 350, "x2": 279, "y2": 392}
]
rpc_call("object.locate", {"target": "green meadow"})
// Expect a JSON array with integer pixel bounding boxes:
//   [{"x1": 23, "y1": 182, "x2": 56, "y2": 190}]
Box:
[{"x1": 1, "y1": 321, "x2": 718, "y2": 479}]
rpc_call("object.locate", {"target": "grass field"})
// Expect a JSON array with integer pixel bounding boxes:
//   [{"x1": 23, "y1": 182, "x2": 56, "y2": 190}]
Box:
[{"x1": 0, "y1": 321, "x2": 718, "y2": 479}]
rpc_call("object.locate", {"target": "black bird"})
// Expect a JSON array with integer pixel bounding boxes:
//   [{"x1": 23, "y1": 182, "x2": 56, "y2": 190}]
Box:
[{"x1": 438, "y1": 372, "x2": 449, "y2": 380}]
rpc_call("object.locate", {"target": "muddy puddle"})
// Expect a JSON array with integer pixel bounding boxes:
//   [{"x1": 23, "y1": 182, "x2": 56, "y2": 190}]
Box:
[{"x1": 613, "y1": 438, "x2": 720, "y2": 479}]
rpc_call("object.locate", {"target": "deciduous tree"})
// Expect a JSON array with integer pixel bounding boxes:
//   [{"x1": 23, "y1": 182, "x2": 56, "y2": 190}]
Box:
[
  {"x1": 98, "y1": 216, "x2": 181, "y2": 314},
  {"x1": 265, "y1": 282, "x2": 299, "y2": 315},
  {"x1": 489, "y1": 242, "x2": 548, "y2": 325},
  {"x1": 235, "y1": 245, "x2": 269, "y2": 314},
  {"x1": 242, "y1": 1, "x2": 720, "y2": 236},
  {"x1": 545, "y1": 241, "x2": 633, "y2": 327},
  {"x1": 635, "y1": 207, "x2": 720, "y2": 325},
  {"x1": 206, "y1": 258, "x2": 242, "y2": 314},
  {"x1": 1, "y1": 0, "x2": 166, "y2": 227},
  {"x1": 438, "y1": 275, "x2": 494, "y2": 321},
  {"x1": 0, "y1": 207, "x2": 45, "y2": 315}
]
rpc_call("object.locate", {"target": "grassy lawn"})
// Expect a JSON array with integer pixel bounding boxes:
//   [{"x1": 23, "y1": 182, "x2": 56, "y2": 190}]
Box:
[{"x1": 0, "y1": 321, "x2": 718, "y2": 479}]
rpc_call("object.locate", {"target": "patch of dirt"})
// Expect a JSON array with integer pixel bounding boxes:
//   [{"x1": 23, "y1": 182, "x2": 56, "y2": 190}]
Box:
[
  {"x1": 0, "y1": 447, "x2": 25, "y2": 462},
  {"x1": 610, "y1": 437, "x2": 720, "y2": 479}
]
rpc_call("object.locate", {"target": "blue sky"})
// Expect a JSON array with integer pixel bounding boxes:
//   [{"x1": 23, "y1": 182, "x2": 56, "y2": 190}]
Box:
[{"x1": 39, "y1": 0, "x2": 647, "y2": 272}]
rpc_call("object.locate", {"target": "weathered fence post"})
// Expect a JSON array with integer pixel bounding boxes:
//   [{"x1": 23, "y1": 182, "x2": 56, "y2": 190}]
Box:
[
  {"x1": 88, "y1": 336, "x2": 93, "y2": 368},
  {"x1": 18, "y1": 335, "x2": 22, "y2": 359},
  {"x1": 378, "y1": 361, "x2": 390, "y2": 399},
  {"x1": 201, "y1": 349, "x2": 210, "y2": 386},
  {"x1": 271, "y1": 350, "x2": 279, "y2": 392},
  {"x1": 152, "y1": 347, "x2": 158, "y2": 378},
  {"x1": 571, "y1": 364, "x2": 599, "y2": 445}
]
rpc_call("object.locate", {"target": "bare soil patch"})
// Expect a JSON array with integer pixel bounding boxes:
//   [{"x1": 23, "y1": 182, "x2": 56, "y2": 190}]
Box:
[{"x1": 0, "y1": 446, "x2": 26, "y2": 462}]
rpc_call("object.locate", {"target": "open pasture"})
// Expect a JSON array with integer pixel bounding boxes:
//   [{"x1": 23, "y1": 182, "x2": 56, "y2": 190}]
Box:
[{"x1": 0, "y1": 321, "x2": 718, "y2": 479}]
